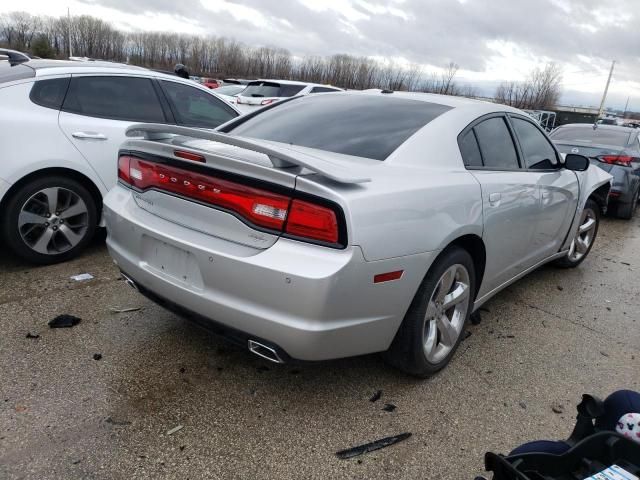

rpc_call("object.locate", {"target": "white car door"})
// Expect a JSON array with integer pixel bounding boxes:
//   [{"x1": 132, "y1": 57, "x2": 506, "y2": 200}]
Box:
[
  {"x1": 58, "y1": 74, "x2": 168, "y2": 191},
  {"x1": 509, "y1": 115, "x2": 578, "y2": 261},
  {"x1": 459, "y1": 115, "x2": 543, "y2": 298}
]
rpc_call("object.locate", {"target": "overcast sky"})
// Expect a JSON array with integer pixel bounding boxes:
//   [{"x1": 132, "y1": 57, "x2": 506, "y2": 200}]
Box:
[{"x1": 4, "y1": 0, "x2": 639, "y2": 109}]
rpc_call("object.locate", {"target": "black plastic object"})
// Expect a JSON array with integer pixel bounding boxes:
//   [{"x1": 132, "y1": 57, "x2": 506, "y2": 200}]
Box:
[
  {"x1": 336, "y1": 432, "x2": 411, "y2": 459},
  {"x1": 48, "y1": 314, "x2": 81, "y2": 328},
  {"x1": 485, "y1": 432, "x2": 640, "y2": 480}
]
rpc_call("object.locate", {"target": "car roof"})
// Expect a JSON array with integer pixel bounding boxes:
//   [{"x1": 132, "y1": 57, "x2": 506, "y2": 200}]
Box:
[{"x1": 14, "y1": 59, "x2": 185, "y2": 81}]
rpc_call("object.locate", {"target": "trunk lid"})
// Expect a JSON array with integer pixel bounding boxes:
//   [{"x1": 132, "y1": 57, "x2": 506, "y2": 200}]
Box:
[{"x1": 120, "y1": 125, "x2": 367, "y2": 251}]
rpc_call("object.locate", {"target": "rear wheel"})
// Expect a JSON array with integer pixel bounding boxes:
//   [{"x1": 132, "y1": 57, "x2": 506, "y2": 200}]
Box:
[
  {"x1": 384, "y1": 247, "x2": 475, "y2": 378},
  {"x1": 554, "y1": 199, "x2": 599, "y2": 268},
  {"x1": 1, "y1": 176, "x2": 97, "y2": 265}
]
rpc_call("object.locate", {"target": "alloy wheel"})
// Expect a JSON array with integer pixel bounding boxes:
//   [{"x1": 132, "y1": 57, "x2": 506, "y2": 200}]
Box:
[
  {"x1": 423, "y1": 263, "x2": 470, "y2": 363},
  {"x1": 18, "y1": 187, "x2": 89, "y2": 255},
  {"x1": 567, "y1": 206, "x2": 597, "y2": 262}
]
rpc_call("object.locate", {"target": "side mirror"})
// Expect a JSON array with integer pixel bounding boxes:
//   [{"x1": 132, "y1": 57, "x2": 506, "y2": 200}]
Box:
[{"x1": 564, "y1": 154, "x2": 590, "y2": 172}]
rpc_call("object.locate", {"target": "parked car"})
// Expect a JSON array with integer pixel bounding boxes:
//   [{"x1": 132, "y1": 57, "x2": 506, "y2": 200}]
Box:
[
  {"x1": 0, "y1": 58, "x2": 241, "y2": 264},
  {"x1": 550, "y1": 123, "x2": 640, "y2": 219},
  {"x1": 202, "y1": 78, "x2": 221, "y2": 89},
  {"x1": 213, "y1": 84, "x2": 246, "y2": 104},
  {"x1": 104, "y1": 91, "x2": 611, "y2": 377},
  {"x1": 235, "y1": 79, "x2": 342, "y2": 109}
]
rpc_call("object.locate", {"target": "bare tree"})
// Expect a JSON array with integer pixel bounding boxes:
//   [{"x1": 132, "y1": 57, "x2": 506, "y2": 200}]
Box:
[{"x1": 495, "y1": 63, "x2": 562, "y2": 109}]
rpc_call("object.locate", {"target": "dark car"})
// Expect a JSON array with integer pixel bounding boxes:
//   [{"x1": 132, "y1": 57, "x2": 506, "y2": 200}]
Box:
[{"x1": 550, "y1": 124, "x2": 640, "y2": 219}]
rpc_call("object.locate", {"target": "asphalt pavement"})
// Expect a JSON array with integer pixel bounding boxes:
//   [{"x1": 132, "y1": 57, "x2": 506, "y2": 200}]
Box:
[{"x1": 1, "y1": 218, "x2": 639, "y2": 479}]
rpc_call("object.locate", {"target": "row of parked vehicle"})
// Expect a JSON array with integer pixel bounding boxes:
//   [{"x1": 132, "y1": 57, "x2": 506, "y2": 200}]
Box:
[{"x1": 0, "y1": 51, "x2": 631, "y2": 376}]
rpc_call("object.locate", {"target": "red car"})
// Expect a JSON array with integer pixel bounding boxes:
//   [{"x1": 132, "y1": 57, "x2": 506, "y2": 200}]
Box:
[{"x1": 202, "y1": 78, "x2": 220, "y2": 89}]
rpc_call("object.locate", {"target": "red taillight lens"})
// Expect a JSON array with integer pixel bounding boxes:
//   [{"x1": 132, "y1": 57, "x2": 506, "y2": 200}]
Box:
[
  {"x1": 118, "y1": 156, "x2": 290, "y2": 230},
  {"x1": 286, "y1": 199, "x2": 339, "y2": 244},
  {"x1": 261, "y1": 99, "x2": 274, "y2": 106},
  {"x1": 118, "y1": 155, "x2": 344, "y2": 246},
  {"x1": 599, "y1": 155, "x2": 634, "y2": 166},
  {"x1": 118, "y1": 155, "x2": 131, "y2": 184}
]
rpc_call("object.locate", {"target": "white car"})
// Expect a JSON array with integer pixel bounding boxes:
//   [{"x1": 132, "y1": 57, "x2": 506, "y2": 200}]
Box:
[
  {"x1": 212, "y1": 84, "x2": 246, "y2": 105},
  {"x1": 0, "y1": 57, "x2": 241, "y2": 264},
  {"x1": 235, "y1": 79, "x2": 342, "y2": 111}
]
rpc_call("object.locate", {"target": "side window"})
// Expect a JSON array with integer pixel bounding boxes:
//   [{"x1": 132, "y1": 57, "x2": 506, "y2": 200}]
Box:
[
  {"x1": 62, "y1": 76, "x2": 165, "y2": 122},
  {"x1": 474, "y1": 117, "x2": 520, "y2": 169},
  {"x1": 30, "y1": 77, "x2": 70, "y2": 110},
  {"x1": 161, "y1": 81, "x2": 237, "y2": 128},
  {"x1": 511, "y1": 117, "x2": 558, "y2": 169},
  {"x1": 458, "y1": 129, "x2": 483, "y2": 167},
  {"x1": 310, "y1": 86, "x2": 339, "y2": 93}
]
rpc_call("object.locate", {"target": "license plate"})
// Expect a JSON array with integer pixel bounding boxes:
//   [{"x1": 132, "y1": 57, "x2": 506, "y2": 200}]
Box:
[{"x1": 142, "y1": 236, "x2": 203, "y2": 289}]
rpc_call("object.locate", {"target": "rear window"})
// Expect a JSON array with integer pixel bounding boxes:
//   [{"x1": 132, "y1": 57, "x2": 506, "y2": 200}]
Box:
[
  {"x1": 0, "y1": 61, "x2": 34, "y2": 83},
  {"x1": 550, "y1": 127, "x2": 631, "y2": 146},
  {"x1": 229, "y1": 94, "x2": 452, "y2": 160},
  {"x1": 30, "y1": 78, "x2": 70, "y2": 110},
  {"x1": 62, "y1": 76, "x2": 166, "y2": 122},
  {"x1": 240, "y1": 81, "x2": 305, "y2": 98}
]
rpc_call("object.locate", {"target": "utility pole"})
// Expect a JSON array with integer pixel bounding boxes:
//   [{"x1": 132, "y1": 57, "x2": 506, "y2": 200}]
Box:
[
  {"x1": 623, "y1": 96, "x2": 630, "y2": 118},
  {"x1": 67, "y1": 7, "x2": 72, "y2": 58},
  {"x1": 597, "y1": 60, "x2": 615, "y2": 118}
]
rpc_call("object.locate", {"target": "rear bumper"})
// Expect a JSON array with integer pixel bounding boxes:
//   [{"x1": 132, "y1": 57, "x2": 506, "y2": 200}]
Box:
[
  {"x1": 104, "y1": 186, "x2": 434, "y2": 361},
  {"x1": 593, "y1": 162, "x2": 637, "y2": 203}
]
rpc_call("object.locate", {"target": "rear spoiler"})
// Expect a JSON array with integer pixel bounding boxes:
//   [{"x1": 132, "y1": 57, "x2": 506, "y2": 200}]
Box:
[{"x1": 125, "y1": 124, "x2": 371, "y2": 184}]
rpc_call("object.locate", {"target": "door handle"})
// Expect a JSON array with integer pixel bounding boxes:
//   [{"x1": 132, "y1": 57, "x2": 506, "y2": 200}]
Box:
[
  {"x1": 489, "y1": 192, "x2": 502, "y2": 205},
  {"x1": 72, "y1": 131, "x2": 107, "y2": 140}
]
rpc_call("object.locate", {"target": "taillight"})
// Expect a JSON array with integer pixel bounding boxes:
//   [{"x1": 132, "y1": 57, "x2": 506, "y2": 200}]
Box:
[
  {"x1": 598, "y1": 155, "x2": 636, "y2": 166},
  {"x1": 118, "y1": 156, "x2": 290, "y2": 230},
  {"x1": 117, "y1": 155, "x2": 345, "y2": 246},
  {"x1": 285, "y1": 199, "x2": 339, "y2": 244},
  {"x1": 261, "y1": 99, "x2": 274, "y2": 106}
]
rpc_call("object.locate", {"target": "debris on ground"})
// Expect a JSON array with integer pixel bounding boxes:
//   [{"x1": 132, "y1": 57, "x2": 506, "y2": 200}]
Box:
[
  {"x1": 93, "y1": 353, "x2": 102, "y2": 361},
  {"x1": 552, "y1": 404, "x2": 564, "y2": 414},
  {"x1": 25, "y1": 332, "x2": 39, "y2": 339},
  {"x1": 109, "y1": 306, "x2": 142, "y2": 314},
  {"x1": 470, "y1": 311, "x2": 482, "y2": 325},
  {"x1": 369, "y1": 390, "x2": 382, "y2": 403},
  {"x1": 179, "y1": 367, "x2": 186, "y2": 374},
  {"x1": 336, "y1": 432, "x2": 411, "y2": 459},
  {"x1": 621, "y1": 261, "x2": 631, "y2": 266},
  {"x1": 48, "y1": 314, "x2": 81, "y2": 328},
  {"x1": 600, "y1": 351, "x2": 609, "y2": 357},
  {"x1": 166, "y1": 425, "x2": 184, "y2": 436},
  {"x1": 464, "y1": 330, "x2": 472, "y2": 340},
  {"x1": 70, "y1": 273, "x2": 94, "y2": 282},
  {"x1": 105, "y1": 417, "x2": 131, "y2": 426},
  {"x1": 519, "y1": 401, "x2": 527, "y2": 410},
  {"x1": 557, "y1": 285, "x2": 564, "y2": 291},
  {"x1": 382, "y1": 403, "x2": 397, "y2": 412}
]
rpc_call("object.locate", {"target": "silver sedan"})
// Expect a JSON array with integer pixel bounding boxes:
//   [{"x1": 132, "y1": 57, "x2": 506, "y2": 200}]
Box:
[{"x1": 104, "y1": 91, "x2": 611, "y2": 377}]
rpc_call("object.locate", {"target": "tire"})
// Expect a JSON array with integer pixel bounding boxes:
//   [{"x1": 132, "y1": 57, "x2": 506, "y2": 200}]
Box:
[
  {"x1": 383, "y1": 246, "x2": 476, "y2": 378},
  {"x1": 1, "y1": 175, "x2": 97, "y2": 265},
  {"x1": 615, "y1": 188, "x2": 639, "y2": 220},
  {"x1": 554, "y1": 199, "x2": 599, "y2": 268}
]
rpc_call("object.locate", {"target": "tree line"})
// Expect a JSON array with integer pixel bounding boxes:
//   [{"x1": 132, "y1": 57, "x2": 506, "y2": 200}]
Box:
[{"x1": 1, "y1": 11, "x2": 561, "y2": 109}]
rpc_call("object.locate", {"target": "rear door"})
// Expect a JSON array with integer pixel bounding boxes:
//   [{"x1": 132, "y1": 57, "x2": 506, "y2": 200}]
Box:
[
  {"x1": 58, "y1": 74, "x2": 168, "y2": 190},
  {"x1": 509, "y1": 115, "x2": 578, "y2": 261},
  {"x1": 461, "y1": 114, "x2": 542, "y2": 298}
]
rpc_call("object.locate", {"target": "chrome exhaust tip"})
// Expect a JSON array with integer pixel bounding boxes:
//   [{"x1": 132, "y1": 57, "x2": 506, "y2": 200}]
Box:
[
  {"x1": 248, "y1": 340, "x2": 284, "y2": 364},
  {"x1": 121, "y1": 273, "x2": 138, "y2": 291}
]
